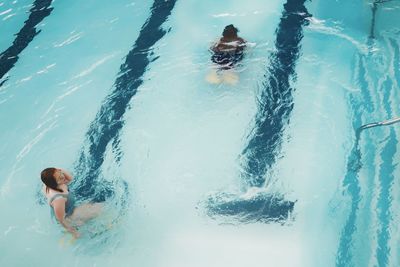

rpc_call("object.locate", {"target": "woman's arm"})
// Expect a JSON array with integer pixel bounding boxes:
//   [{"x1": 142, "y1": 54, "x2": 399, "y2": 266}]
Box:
[
  {"x1": 210, "y1": 38, "x2": 223, "y2": 52},
  {"x1": 210, "y1": 43, "x2": 218, "y2": 52},
  {"x1": 52, "y1": 198, "x2": 80, "y2": 238},
  {"x1": 60, "y1": 169, "x2": 73, "y2": 184},
  {"x1": 237, "y1": 37, "x2": 247, "y2": 49}
]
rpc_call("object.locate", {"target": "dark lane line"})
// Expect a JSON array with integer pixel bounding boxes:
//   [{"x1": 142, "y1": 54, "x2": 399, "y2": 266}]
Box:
[
  {"x1": 375, "y1": 122, "x2": 396, "y2": 266},
  {"x1": 335, "y1": 122, "x2": 362, "y2": 266},
  {"x1": 336, "y1": 37, "x2": 399, "y2": 265},
  {"x1": 335, "y1": 54, "x2": 377, "y2": 266},
  {"x1": 375, "y1": 42, "x2": 398, "y2": 266},
  {"x1": 240, "y1": 0, "x2": 310, "y2": 188},
  {"x1": 206, "y1": 0, "x2": 310, "y2": 223},
  {"x1": 206, "y1": 192, "x2": 296, "y2": 223},
  {"x1": 0, "y1": 0, "x2": 53, "y2": 84},
  {"x1": 390, "y1": 39, "x2": 400, "y2": 90},
  {"x1": 71, "y1": 0, "x2": 177, "y2": 202}
]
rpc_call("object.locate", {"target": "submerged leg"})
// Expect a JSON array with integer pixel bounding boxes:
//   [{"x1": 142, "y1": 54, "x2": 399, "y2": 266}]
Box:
[
  {"x1": 206, "y1": 69, "x2": 222, "y2": 84},
  {"x1": 68, "y1": 203, "x2": 103, "y2": 226},
  {"x1": 222, "y1": 69, "x2": 239, "y2": 85}
]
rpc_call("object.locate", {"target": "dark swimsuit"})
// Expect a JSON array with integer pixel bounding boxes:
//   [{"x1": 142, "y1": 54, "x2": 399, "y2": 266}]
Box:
[
  {"x1": 49, "y1": 193, "x2": 76, "y2": 218},
  {"x1": 211, "y1": 45, "x2": 245, "y2": 70}
]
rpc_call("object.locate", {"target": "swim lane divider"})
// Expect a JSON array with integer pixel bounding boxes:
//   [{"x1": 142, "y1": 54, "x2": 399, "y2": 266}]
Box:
[
  {"x1": 205, "y1": 0, "x2": 311, "y2": 224},
  {"x1": 335, "y1": 119, "x2": 400, "y2": 267},
  {"x1": 0, "y1": 0, "x2": 54, "y2": 85},
  {"x1": 336, "y1": 47, "x2": 399, "y2": 265},
  {"x1": 72, "y1": 0, "x2": 177, "y2": 202},
  {"x1": 240, "y1": 0, "x2": 311, "y2": 188}
]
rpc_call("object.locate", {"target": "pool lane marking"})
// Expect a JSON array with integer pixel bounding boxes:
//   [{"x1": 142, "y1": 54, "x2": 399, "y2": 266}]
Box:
[
  {"x1": 0, "y1": 0, "x2": 54, "y2": 85},
  {"x1": 205, "y1": 0, "x2": 310, "y2": 223},
  {"x1": 375, "y1": 76, "x2": 396, "y2": 266},
  {"x1": 336, "y1": 42, "x2": 399, "y2": 266},
  {"x1": 72, "y1": 0, "x2": 177, "y2": 201},
  {"x1": 335, "y1": 53, "x2": 371, "y2": 267},
  {"x1": 240, "y1": 0, "x2": 311, "y2": 188}
]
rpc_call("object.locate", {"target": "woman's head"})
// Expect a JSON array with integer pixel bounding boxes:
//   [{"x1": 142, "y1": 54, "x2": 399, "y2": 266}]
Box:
[
  {"x1": 41, "y1": 167, "x2": 64, "y2": 193},
  {"x1": 222, "y1": 24, "x2": 239, "y2": 38}
]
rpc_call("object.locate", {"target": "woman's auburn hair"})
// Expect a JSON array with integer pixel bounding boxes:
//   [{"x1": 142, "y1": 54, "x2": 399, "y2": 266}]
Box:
[{"x1": 41, "y1": 167, "x2": 63, "y2": 193}]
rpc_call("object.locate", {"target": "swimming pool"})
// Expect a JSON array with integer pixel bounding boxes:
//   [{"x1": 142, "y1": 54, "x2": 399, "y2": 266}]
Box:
[{"x1": 0, "y1": 0, "x2": 399, "y2": 266}]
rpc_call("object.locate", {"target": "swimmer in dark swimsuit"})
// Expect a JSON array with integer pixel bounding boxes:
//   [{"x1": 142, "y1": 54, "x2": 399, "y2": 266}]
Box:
[
  {"x1": 207, "y1": 24, "x2": 246, "y2": 84},
  {"x1": 41, "y1": 168, "x2": 102, "y2": 239}
]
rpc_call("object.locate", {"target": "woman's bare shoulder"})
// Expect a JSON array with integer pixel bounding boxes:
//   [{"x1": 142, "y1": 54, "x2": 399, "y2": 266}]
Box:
[{"x1": 43, "y1": 185, "x2": 68, "y2": 199}]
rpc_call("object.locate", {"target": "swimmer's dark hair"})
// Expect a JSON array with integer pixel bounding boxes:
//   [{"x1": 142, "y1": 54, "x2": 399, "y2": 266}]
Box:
[
  {"x1": 41, "y1": 167, "x2": 63, "y2": 193},
  {"x1": 222, "y1": 24, "x2": 239, "y2": 38}
]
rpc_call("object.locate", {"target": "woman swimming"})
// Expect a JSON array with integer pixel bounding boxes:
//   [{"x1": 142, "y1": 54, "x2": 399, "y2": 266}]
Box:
[
  {"x1": 211, "y1": 24, "x2": 246, "y2": 68},
  {"x1": 206, "y1": 24, "x2": 246, "y2": 84},
  {"x1": 41, "y1": 168, "x2": 102, "y2": 239}
]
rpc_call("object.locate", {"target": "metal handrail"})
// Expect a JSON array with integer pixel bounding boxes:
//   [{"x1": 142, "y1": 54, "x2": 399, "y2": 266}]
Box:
[
  {"x1": 358, "y1": 117, "x2": 400, "y2": 131},
  {"x1": 369, "y1": 0, "x2": 395, "y2": 39}
]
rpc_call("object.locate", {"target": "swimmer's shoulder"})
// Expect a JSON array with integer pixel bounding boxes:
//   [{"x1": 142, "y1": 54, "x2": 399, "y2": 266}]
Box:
[
  {"x1": 43, "y1": 185, "x2": 69, "y2": 202},
  {"x1": 237, "y1": 37, "x2": 246, "y2": 44}
]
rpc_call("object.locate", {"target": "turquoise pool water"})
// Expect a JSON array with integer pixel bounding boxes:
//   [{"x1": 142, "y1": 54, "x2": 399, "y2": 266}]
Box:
[{"x1": 0, "y1": 0, "x2": 399, "y2": 266}]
